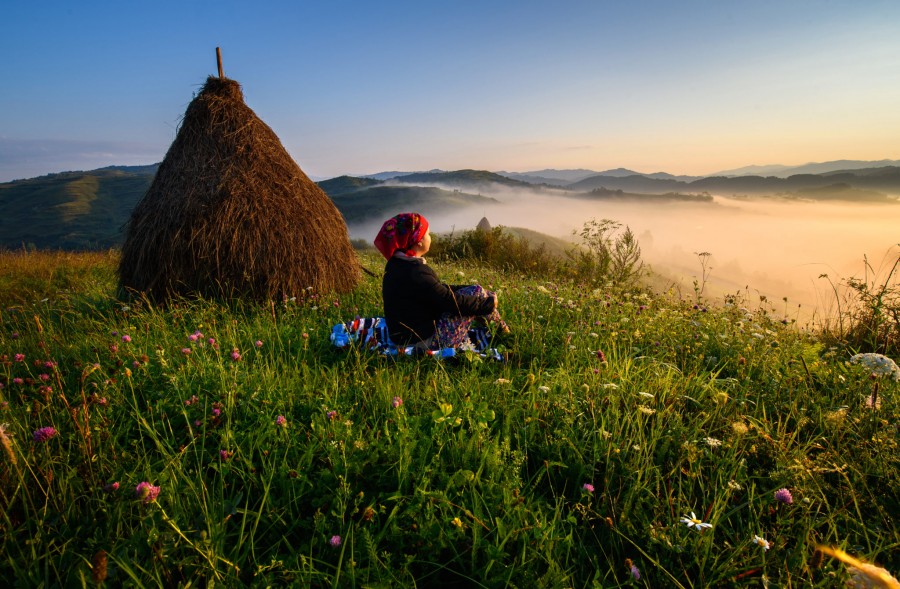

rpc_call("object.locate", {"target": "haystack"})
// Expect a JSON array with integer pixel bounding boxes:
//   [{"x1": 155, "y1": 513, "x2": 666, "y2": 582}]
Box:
[
  {"x1": 119, "y1": 75, "x2": 360, "y2": 301},
  {"x1": 476, "y1": 217, "x2": 492, "y2": 232}
]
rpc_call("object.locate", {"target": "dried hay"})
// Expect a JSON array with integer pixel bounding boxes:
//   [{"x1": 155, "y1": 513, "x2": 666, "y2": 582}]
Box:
[{"x1": 119, "y1": 76, "x2": 360, "y2": 301}]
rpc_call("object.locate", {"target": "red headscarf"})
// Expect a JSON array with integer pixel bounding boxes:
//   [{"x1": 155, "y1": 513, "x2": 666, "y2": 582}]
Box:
[{"x1": 373, "y1": 213, "x2": 430, "y2": 260}]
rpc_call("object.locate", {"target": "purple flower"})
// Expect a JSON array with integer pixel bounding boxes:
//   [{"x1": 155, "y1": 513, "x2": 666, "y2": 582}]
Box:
[
  {"x1": 13, "y1": 378, "x2": 23, "y2": 385},
  {"x1": 33, "y1": 426, "x2": 57, "y2": 443},
  {"x1": 121, "y1": 334, "x2": 131, "y2": 343},
  {"x1": 595, "y1": 350, "x2": 607, "y2": 362},
  {"x1": 14, "y1": 353, "x2": 24, "y2": 362},
  {"x1": 231, "y1": 350, "x2": 241, "y2": 361},
  {"x1": 135, "y1": 482, "x2": 160, "y2": 503},
  {"x1": 219, "y1": 449, "x2": 231, "y2": 461},
  {"x1": 43, "y1": 360, "x2": 56, "y2": 369},
  {"x1": 774, "y1": 488, "x2": 793, "y2": 504},
  {"x1": 582, "y1": 483, "x2": 595, "y2": 493},
  {"x1": 11, "y1": 332, "x2": 19, "y2": 340},
  {"x1": 326, "y1": 410, "x2": 338, "y2": 421},
  {"x1": 329, "y1": 535, "x2": 341, "y2": 547},
  {"x1": 392, "y1": 396, "x2": 403, "y2": 408},
  {"x1": 39, "y1": 373, "x2": 50, "y2": 381},
  {"x1": 181, "y1": 348, "x2": 192, "y2": 355},
  {"x1": 276, "y1": 415, "x2": 288, "y2": 427},
  {"x1": 630, "y1": 564, "x2": 641, "y2": 580},
  {"x1": 212, "y1": 407, "x2": 221, "y2": 417},
  {"x1": 103, "y1": 481, "x2": 120, "y2": 493},
  {"x1": 188, "y1": 331, "x2": 201, "y2": 342},
  {"x1": 208, "y1": 337, "x2": 216, "y2": 346},
  {"x1": 255, "y1": 340, "x2": 263, "y2": 348},
  {"x1": 109, "y1": 344, "x2": 118, "y2": 354}
]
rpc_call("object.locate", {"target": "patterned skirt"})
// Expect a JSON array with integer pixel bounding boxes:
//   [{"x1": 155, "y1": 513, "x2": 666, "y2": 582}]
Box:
[{"x1": 433, "y1": 285, "x2": 507, "y2": 348}]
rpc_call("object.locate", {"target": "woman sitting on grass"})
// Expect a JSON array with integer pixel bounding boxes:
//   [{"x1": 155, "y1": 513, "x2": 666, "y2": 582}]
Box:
[{"x1": 375, "y1": 212, "x2": 509, "y2": 351}]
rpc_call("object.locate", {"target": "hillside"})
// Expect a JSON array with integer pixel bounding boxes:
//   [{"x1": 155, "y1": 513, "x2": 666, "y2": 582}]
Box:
[
  {"x1": 0, "y1": 168, "x2": 155, "y2": 249},
  {"x1": 317, "y1": 175, "x2": 383, "y2": 195},
  {"x1": 393, "y1": 169, "x2": 533, "y2": 190},
  {"x1": 571, "y1": 167, "x2": 900, "y2": 199}
]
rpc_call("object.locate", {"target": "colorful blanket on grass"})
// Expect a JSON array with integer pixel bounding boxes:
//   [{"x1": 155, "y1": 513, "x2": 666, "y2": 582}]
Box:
[{"x1": 330, "y1": 317, "x2": 502, "y2": 361}]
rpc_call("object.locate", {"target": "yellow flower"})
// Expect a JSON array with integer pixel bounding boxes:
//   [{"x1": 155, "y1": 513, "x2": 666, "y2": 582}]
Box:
[{"x1": 451, "y1": 517, "x2": 464, "y2": 529}]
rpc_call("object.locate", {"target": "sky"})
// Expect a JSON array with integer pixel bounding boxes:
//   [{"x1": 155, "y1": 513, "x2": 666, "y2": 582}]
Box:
[{"x1": 3, "y1": 0, "x2": 900, "y2": 182}]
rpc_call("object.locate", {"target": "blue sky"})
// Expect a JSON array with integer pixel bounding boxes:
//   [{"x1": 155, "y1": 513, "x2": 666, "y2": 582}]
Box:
[{"x1": 2, "y1": 0, "x2": 900, "y2": 181}]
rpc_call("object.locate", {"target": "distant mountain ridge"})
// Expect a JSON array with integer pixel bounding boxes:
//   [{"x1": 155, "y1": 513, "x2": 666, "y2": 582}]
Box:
[{"x1": 2, "y1": 159, "x2": 899, "y2": 250}]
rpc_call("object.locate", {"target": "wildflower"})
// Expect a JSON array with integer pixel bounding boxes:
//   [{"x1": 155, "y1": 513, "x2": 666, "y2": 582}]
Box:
[
  {"x1": 849, "y1": 353, "x2": 900, "y2": 381},
  {"x1": 731, "y1": 421, "x2": 749, "y2": 435},
  {"x1": 329, "y1": 535, "x2": 341, "y2": 547},
  {"x1": 135, "y1": 482, "x2": 160, "y2": 503},
  {"x1": 14, "y1": 353, "x2": 25, "y2": 362},
  {"x1": 33, "y1": 426, "x2": 57, "y2": 443},
  {"x1": 181, "y1": 348, "x2": 191, "y2": 355},
  {"x1": 638, "y1": 406, "x2": 656, "y2": 415},
  {"x1": 596, "y1": 350, "x2": 607, "y2": 362},
  {"x1": 728, "y1": 480, "x2": 742, "y2": 491},
  {"x1": 704, "y1": 437, "x2": 723, "y2": 447},
  {"x1": 39, "y1": 373, "x2": 50, "y2": 381},
  {"x1": 391, "y1": 396, "x2": 403, "y2": 408},
  {"x1": 275, "y1": 415, "x2": 288, "y2": 427},
  {"x1": 231, "y1": 349, "x2": 241, "y2": 361},
  {"x1": 637, "y1": 391, "x2": 654, "y2": 398},
  {"x1": 326, "y1": 410, "x2": 338, "y2": 420},
  {"x1": 121, "y1": 334, "x2": 132, "y2": 343},
  {"x1": 255, "y1": 340, "x2": 263, "y2": 348},
  {"x1": 13, "y1": 378, "x2": 23, "y2": 385},
  {"x1": 753, "y1": 535, "x2": 771, "y2": 550},
  {"x1": 219, "y1": 449, "x2": 231, "y2": 461},
  {"x1": 11, "y1": 332, "x2": 19, "y2": 339},
  {"x1": 212, "y1": 407, "x2": 221, "y2": 417},
  {"x1": 680, "y1": 512, "x2": 713, "y2": 531},
  {"x1": 43, "y1": 360, "x2": 56, "y2": 369},
  {"x1": 538, "y1": 386, "x2": 550, "y2": 393},
  {"x1": 451, "y1": 517, "x2": 464, "y2": 529},
  {"x1": 774, "y1": 488, "x2": 793, "y2": 504},
  {"x1": 109, "y1": 344, "x2": 118, "y2": 353},
  {"x1": 582, "y1": 483, "x2": 595, "y2": 493},
  {"x1": 494, "y1": 378, "x2": 511, "y2": 385},
  {"x1": 625, "y1": 559, "x2": 640, "y2": 580},
  {"x1": 103, "y1": 482, "x2": 119, "y2": 492},
  {"x1": 188, "y1": 331, "x2": 202, "y2": 342}
]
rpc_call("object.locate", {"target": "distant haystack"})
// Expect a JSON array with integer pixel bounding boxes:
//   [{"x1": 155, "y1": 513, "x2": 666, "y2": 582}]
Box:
[
  {"x1": 119, "y1": 75, "x2": 360, "y2": 301},
  {"x1": 476, "y1": 217, "x2": 492, "y2": 232}
]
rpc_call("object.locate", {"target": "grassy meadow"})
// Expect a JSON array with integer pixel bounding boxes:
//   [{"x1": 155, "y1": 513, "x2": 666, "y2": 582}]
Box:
[{"x1": 0, "y1": 248, "x2": 898, "y2": 587}]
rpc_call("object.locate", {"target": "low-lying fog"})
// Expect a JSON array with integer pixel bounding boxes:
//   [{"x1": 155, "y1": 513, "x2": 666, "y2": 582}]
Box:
[{"x1": 349, "y1": 188, "x2": 900, "y2": 324}]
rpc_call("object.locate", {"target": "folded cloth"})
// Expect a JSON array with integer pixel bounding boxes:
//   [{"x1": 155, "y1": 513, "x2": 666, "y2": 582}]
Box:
[{"x1": 330, "y1": 316, "x2": 502, "y2": 361}]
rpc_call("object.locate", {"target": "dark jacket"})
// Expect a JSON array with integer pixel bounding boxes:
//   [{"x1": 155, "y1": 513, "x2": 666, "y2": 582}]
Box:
[{"x1": 382, "y1": 255, "x2": 496, "y2": 345}]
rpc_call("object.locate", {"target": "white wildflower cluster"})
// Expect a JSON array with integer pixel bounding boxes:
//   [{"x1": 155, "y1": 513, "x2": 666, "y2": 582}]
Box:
[{"x1": 850, "y1": 353, "x2": 900, "y2": 382}]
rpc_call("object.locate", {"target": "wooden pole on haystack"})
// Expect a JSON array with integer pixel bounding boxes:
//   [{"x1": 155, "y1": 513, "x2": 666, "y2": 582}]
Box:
[{"x1": 216, "y1": 47, "x2": 224, "y2": 79}]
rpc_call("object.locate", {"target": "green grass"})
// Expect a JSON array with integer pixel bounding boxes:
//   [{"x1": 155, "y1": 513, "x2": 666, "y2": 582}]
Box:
[{"x1": 0, "y1": 250, "x2": 897, "y2": 587}]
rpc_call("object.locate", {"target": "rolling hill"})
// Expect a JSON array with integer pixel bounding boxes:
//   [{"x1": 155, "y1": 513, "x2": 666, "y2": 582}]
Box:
[{"x1": 2, "y1": 161, "x2": 899, "y2": 251}]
